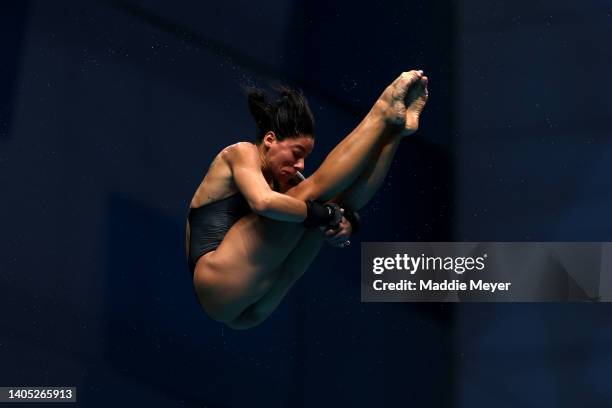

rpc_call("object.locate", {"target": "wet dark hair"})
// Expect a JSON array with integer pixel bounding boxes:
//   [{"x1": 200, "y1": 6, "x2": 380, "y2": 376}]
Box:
[{"x1": 246, "y1": 85, "x2": 315, "y2": 144}]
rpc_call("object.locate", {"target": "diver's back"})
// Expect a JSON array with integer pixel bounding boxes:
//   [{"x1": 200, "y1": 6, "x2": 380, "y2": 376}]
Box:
[{"x1": 190, "y1": 146, "x2": 239, "y2": 208}]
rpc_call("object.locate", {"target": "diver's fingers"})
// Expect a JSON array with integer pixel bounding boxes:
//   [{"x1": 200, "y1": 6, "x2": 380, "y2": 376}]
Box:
[{"x1": 326, "y1": 228, "x2": 339, "y2": 237}]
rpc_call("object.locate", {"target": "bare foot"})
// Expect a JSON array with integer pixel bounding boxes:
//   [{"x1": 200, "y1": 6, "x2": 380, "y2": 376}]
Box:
[{"x1": 379, "y1": 70, "x2": 429, "y2": 137}]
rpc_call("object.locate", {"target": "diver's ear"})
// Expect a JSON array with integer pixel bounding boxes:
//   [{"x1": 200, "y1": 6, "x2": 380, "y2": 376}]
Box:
[{"x1": 263, "y1": 131, "x2": 276, "y2": 149}]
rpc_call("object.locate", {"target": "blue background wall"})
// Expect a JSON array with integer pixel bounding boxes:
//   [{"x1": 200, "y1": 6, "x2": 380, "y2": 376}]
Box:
[{"x1": 1, "y1": 0, "x2": 611, "y2": 406}]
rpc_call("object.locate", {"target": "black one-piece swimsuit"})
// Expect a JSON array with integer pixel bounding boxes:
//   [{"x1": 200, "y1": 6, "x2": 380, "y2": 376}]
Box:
[{"x1": 187, "y1": 193, "x2": 250, "y2": 275}]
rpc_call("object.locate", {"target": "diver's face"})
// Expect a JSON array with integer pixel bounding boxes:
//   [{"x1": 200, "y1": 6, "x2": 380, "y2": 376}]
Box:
[{"x1": 263, "y1": 132, "x2": 314, "y2": 185}]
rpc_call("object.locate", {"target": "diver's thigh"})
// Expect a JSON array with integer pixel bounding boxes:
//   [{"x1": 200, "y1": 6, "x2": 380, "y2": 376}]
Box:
[
  {"x1": 213, "y1": 212, "x2": 306, "y2": 275},
  {"x1": 193, "y1": 212, "x2": 305, "y2": 320},
  {"x1": 235, "y1": 228, "x2": 325, "y2": 324}
]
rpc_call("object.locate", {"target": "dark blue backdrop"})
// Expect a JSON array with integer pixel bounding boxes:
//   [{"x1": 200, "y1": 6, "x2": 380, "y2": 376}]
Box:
[{"x1": 1, "y1": 1, "x2": 611, "y2": 407}]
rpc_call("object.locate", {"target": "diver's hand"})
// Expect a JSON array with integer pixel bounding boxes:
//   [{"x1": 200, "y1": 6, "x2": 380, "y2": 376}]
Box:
[
  {"x1": 377, "y1": 70, "x2": 429, "y2": 137},
  {"x1": 323, "y1": 216, "x2": 352, "y2": 248}
]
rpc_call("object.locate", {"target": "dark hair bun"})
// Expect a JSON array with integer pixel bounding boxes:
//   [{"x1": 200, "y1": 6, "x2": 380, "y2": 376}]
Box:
[
  {"x1": 247, "y1": 88, "x2": 272, "y2": 133},
  {"x1": 245, "y1": 85, "x2": 315, "y2": 143}
]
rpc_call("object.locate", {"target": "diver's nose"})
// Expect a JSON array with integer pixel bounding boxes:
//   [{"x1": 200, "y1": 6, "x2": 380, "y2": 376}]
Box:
[{"x1": 294, "y1": 159, "x2": 304, "y2": 172}]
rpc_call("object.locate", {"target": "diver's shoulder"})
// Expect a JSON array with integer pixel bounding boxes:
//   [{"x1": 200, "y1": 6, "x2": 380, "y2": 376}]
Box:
[
  {"x1": 220, "y1": 142, "x2": 257, "y2": 162},
  {"x1": 223, "y1": 141, "x2": 256, "y2": 153}
]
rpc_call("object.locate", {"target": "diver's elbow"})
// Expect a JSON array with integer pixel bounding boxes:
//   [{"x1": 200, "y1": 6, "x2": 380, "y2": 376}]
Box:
[{"x1": 250, "y1": 194, "x2": 271, "y2": 215}]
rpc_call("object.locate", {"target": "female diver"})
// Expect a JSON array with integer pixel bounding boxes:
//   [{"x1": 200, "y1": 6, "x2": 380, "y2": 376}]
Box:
[{"x1": 187, "y1": 70, "x2": 428, "y2": 329}]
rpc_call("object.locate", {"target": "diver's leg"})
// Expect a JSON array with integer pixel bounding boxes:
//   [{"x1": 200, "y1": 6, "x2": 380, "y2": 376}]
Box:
[
  {"x1": 193, "y1": 214, "x2": 306, "y2": 323},
  {"x1": 286, "y1": 70, "x2": 427, "y2": 202},
  {"x1": 335, "y1": 135, "x2": 402, "y2": 211},
  {"x1": 287, "y1": 110, "x2": 390, "y2": 202},
  {"x1": 226, "y1": 228, "x2": 325, "y2": 330}
]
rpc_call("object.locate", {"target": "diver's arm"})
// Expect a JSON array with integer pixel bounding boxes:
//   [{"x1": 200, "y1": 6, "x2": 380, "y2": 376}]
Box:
[{"x1": 223, "y1": 142, "x2": 307, "y2": 222}]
